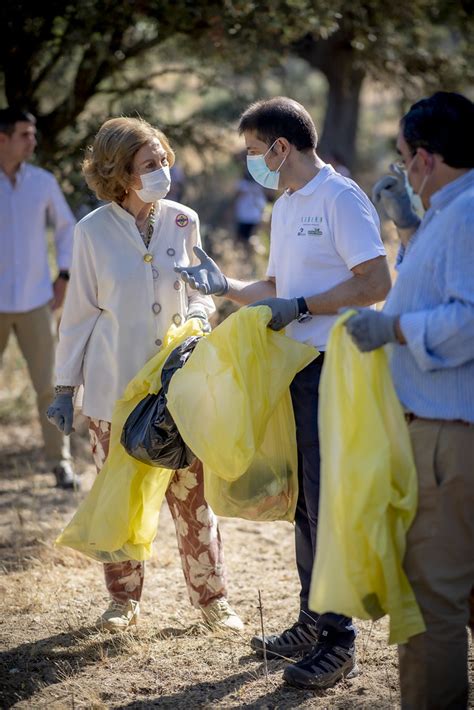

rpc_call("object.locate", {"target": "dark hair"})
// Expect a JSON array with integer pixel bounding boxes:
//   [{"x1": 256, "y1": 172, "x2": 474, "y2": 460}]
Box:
[
  {"x1": 0, "y1": 107, "x2": 36, "y2": 136},
  {"x1": 401, "y1": 92, "x2": 474, "y2": 168},
  {"x1": 238, "y1": 97, "x2": 317, "y2": 151}
]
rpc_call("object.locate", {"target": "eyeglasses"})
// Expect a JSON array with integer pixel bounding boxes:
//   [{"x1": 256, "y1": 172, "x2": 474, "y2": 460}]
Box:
[
  {"x1": 393, "y1": 151, "x2": 418, "y2": 172},
  {"x1": 393, "y1": 160, "x2": 407, "y2": 171}
]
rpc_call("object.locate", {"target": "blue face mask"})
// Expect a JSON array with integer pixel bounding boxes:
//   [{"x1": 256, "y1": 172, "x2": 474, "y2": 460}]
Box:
[
  {"x1": 405, "y1": 153, "x2": 426, "y2": 218},
  {"x1": 246, "y1": 140, "x2": 287, "y2": 190}
]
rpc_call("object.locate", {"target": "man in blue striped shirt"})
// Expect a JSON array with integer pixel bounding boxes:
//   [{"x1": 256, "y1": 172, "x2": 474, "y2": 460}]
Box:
[{"x1": 347, "y1": 92, "x2": 474, "y2": 710}]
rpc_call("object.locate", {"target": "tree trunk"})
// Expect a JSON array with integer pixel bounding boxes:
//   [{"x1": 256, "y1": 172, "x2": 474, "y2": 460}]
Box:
[
  {"x1": 318, "y1": 60, "x2": 364, "y2": 170},
  {"x1": 293, "y1": 29, "x2": 366, "y2": 171}
]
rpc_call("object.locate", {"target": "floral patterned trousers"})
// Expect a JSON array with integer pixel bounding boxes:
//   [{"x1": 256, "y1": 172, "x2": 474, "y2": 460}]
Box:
[{"x1": 89, "y1": 419, "x2": 228, "y2": 608}]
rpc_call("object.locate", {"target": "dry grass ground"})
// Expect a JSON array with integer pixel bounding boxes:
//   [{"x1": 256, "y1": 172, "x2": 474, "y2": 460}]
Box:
[
  {"x1": 0, "y1": 413, "x2": 404, "y2": 710},
  {"x1": 1, "y1": 233, "x2": 472, "y2": 709}
]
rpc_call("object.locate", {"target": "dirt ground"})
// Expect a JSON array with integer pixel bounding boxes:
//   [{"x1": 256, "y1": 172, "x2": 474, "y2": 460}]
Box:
[
  {"x1": 3, "y1": 392, "x2": 472, "y2": 708},
  {"x1": 0, "y1": 234, "x2": 472, "y2": 709},
  {"x1": 0, "y1": 419, "x2": 403, "y2": 710}
]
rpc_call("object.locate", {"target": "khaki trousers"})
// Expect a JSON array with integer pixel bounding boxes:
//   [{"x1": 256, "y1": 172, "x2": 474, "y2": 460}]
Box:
[
  {"x1": 399, "y1": 418, "x2": 474, "y2": 710},
  {"x1": 0, "y1": 304, "x2": 71, "y2": 466}
]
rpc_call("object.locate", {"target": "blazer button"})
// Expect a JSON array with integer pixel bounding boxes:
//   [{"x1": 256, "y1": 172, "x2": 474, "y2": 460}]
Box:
[
  {"x1": 155, "y1": 338, "x2": 162, "y2": 347},
  {"x1": 167, "y1": 247, "x2": 176, "y2": 257},
  {"x1": 144, "y1": 253, "x2": 153, "y2": 263},
  {"x1": 152, "y1": 267, "x2": 159, "y2": 280},
  {"x1": 173, "y1": 280, "x2": 181, "y2": 290},
  {"x1": 152, "y1": 302, "x2": 162, "y2": 314},
  {"x1": 172, "y1": 313, "x2": 182, "y2": 325}
]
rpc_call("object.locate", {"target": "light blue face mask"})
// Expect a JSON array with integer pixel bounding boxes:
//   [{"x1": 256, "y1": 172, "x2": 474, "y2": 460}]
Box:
[
  {"x1": 405, "y1": 153, "x2": 426, "y2": 218},
  {"x1": 246, "y1": 140, "x2": 287, "y2": 190}
]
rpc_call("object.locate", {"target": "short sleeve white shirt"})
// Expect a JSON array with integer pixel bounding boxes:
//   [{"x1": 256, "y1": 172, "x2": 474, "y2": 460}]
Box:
[{"x1": 267, "y1": 164, "x2": 385, "y2": 349}]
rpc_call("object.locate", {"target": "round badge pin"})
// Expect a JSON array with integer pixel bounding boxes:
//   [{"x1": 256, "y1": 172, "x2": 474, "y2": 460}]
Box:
[{"x1": 175, "y1": 213, "x2": 189, "y2": 228}]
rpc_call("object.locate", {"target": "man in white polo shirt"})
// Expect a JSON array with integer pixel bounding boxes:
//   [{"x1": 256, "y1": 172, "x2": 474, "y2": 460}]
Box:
[{"x1": 176, "y1": 96, "x2": 391, "y2": 689}]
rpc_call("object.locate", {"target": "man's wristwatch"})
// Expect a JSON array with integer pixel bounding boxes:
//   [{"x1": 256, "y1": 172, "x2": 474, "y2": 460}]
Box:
[
  {"x1": 296, "y1": 296, "x2": 312, "y2": 323},
  {"x1": 58, "y1": 270, "x2": 70, "y2": 281}
]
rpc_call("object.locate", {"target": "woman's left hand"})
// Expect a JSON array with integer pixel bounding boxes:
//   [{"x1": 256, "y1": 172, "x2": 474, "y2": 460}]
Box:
[{"x1": 186, "y1": 307, "x2": 211, "y2": 333}]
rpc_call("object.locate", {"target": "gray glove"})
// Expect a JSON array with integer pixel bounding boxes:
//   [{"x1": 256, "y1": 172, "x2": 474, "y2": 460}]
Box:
[
  {"x1": 249, "y1": 297, "x2": 299, "y2": 331},
  {"x1": 186, "y1": 305, "x2": 211, "y2": 333},
  {"x1": 46, "y1": 393, "x2": 74, "y2": 435},
  {"x1": 344, "y1": 308, "x2": 398, "y2": 352},
  {"x1": 372, "y1": 164, "x2": 420, "y2": 230},
  {"x1": 174, "y1": 246, "x2": 228, "y2": 296}
]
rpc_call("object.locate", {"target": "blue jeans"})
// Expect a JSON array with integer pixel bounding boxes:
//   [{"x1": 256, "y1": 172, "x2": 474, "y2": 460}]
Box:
[{"x1": 290, "y1": 355, "x2": 355, "y2": 640}]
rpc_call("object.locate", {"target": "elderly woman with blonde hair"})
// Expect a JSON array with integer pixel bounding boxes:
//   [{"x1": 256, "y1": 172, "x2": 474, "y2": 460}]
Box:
[{"x1": 47, "y1": 117, "x2": 243, "y2": 633}]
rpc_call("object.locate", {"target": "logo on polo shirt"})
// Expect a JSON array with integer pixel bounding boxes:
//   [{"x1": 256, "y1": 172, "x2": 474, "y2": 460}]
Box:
[{"x1": 298, "y1": 216, "x2": 323, "y2": 237}]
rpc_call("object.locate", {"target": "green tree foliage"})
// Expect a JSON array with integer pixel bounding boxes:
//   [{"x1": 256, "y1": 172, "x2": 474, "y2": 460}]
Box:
[
  {"x1": 293, "y1": 0, "x2": 474, "y2": 166},
  {"x1": 0, "y1": 1, "x2": 335, "y2": 157},
  {"x1": 1, "y1": 0, "x2": 472, "y2": 172}
]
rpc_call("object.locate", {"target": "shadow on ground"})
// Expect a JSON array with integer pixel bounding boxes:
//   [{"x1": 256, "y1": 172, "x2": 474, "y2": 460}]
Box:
[{"x1": 0, "y1": 627, "x2": 137, "y2": 708}]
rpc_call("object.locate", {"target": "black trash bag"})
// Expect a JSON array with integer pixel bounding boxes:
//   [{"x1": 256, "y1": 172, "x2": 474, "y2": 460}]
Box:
[{"x1": 121, "y1": 336, "x2": 201, "y2": 469}]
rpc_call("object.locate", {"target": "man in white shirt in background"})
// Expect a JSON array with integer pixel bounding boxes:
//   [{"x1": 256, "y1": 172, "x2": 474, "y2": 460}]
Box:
[
  {"x1": 176, "y1": 96, "x2": 391, "y2": 690},
  {"x1": 0, "y1": 107, "x2": 76, "y2": 489}
]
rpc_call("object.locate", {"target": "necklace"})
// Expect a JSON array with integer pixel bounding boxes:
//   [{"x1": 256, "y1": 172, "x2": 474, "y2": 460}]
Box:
[{"x1": 138, "y1": 203, "x2": 156, "y2": 248}]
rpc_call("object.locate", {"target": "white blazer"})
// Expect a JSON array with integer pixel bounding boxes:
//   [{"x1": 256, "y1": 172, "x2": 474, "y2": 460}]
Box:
[{"x1": 55, "y1": 199, "x2": 214, "y2": 422}]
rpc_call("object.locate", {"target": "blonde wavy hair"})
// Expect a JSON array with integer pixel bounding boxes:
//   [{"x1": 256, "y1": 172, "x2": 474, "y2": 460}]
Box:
[{"x1": 82, "y1": 117, "x2": 175, "y2": 203}]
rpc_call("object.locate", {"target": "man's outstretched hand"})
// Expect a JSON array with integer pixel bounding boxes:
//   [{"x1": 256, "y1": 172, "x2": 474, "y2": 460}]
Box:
[{"x1": 175, "y1": 246, "x2": 229, "y2": 296}]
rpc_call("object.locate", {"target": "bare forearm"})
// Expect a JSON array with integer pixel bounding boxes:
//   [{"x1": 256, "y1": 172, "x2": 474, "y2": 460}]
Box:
[
  {"x1": 306, "y1": 271, "x2": 390, "y2": 315},
  {"x1": 226, "y1": 278, "x2": 276, "y2": 306}
]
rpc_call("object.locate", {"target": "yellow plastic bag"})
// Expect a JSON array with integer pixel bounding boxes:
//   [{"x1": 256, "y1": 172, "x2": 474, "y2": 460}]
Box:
[
  {"x1": 56, "y1": 320, "x2": 204, "y2": 562},
  {"x1": 167, "y1": 307, "x2": 317, "y2": 521},
  {"x1": 309, "y1": 312, "x2": 425, "y2": 644}
]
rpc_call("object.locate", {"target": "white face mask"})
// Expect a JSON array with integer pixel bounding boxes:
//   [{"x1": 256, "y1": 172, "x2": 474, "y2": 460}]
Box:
[
  {"x1": 246, "y1": 140, "x2": 288, "y2": 190},
  {"x1": 406, "y1": 153, "x2": 427, "y2": 218},
  {"x1": 134, "y1": 165, "x2": 171, "y2": 202}
]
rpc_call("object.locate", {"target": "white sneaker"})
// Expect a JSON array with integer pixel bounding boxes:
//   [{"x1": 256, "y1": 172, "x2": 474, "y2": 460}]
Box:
[
  {"x1": 200, "y1": 598, "x2": 244, "y2": 631},
  {"x1": 97, "y1": 600, "x2": 140, "y2": 632},
  {"x1": 53, "y1": 461, "x2": 79, "y2": 490}
]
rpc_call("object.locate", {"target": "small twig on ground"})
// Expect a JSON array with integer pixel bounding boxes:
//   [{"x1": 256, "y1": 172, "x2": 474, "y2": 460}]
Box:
[
  {"x1": 300, "y1": 608, "x2": 317, "y2": 624},
  {"x1": 384, "y1": 661, "x2": 393, "y2": 705},
  {"x1": 257, "y1": 589, "x2": 268, "y2": 684},
  {"x1": 362, "y1": 620, "x2": 375, "y2": 664}
]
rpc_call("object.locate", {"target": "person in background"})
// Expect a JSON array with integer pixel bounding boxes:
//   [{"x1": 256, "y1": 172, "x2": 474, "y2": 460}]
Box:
[
  {"x1": 324, "y1": 151, "x2": 351, "y2": 179},
  {"x1": 346, "y1": 91, "x2": 474, "y2": 710},
  {"x1": 0, "y1": 107, "x2": 76, "y2": 490},
  {"x1": 46, "y1": 117, "x2": 243, "y2": 634},
  {"x1": 167, "y1": 162, "x2": 186, "y2": 202},
  {"x1": 176, "y1": 96, "x2": 391, "y2": 690},
  {"x1": 234, "y1": 155, "x2": 268, "y2": 242}
]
